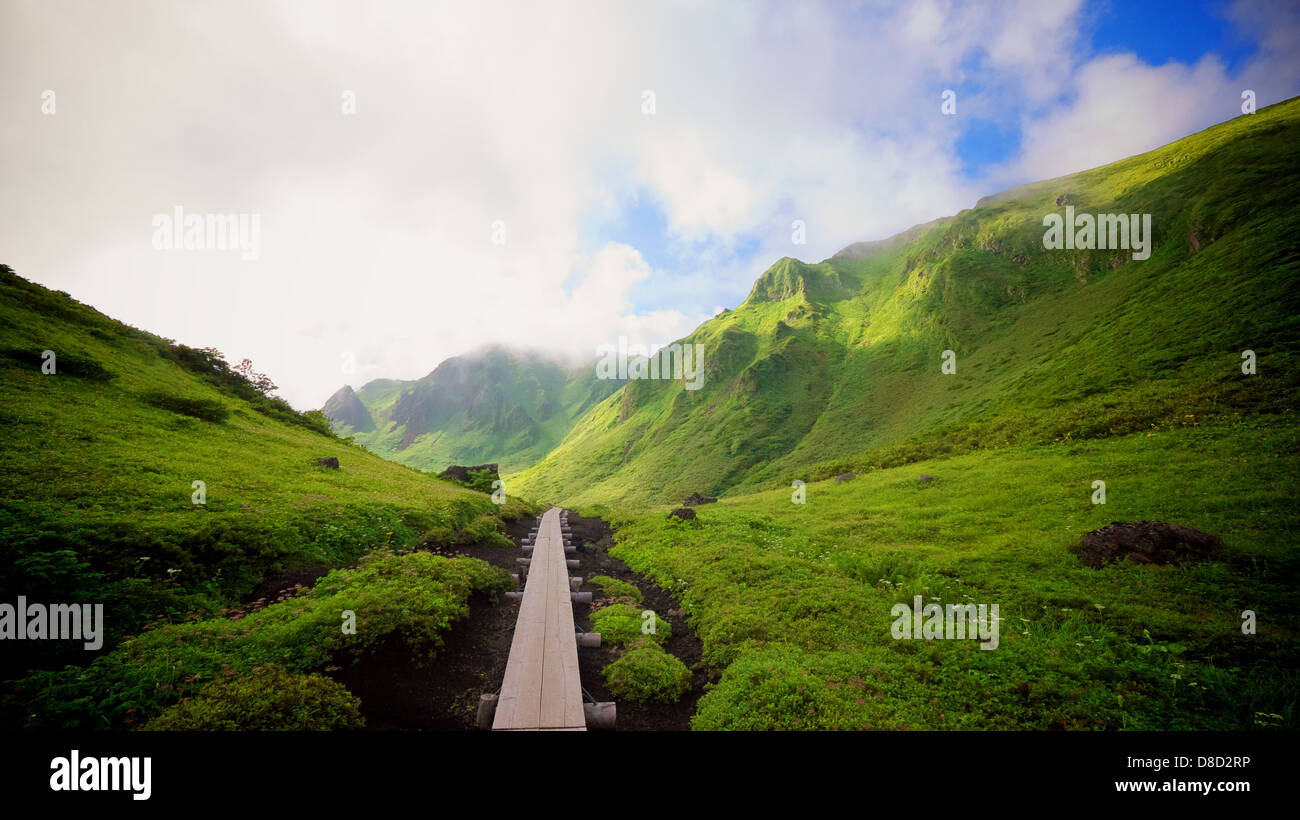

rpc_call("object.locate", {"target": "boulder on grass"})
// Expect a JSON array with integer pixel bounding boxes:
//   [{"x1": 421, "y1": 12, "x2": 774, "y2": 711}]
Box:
[
  {"x1": 834, "y1": 472, "x2": 855, "y2": 483},
  {"x1": 667, "y1": 507, "x2": 697, "y2": 523},
  {"x1": 683, "y1": 492, "x2": 717, "y2": 506},
  {"x1": 1076, "y1": 521, "x2": 1223, "y2": 569},
  {"x1": 316, "y1": 457, "x2": 340, "y2": 469}
]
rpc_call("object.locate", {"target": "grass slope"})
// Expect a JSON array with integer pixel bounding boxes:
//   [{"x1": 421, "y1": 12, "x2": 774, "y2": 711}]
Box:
[
  {"x1": 606, "y1": 421, "x2": 1298, "y2": 730},
  {"x1": 0, "y1": 267, "x2": 530, "y2": 726}
]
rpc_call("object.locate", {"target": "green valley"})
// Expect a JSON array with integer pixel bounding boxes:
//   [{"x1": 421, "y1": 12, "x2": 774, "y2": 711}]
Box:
[
  {"x1": 511, "y1": 96, "x2": 1299, "y2": 508},
  {"x1": 324, "y1": 346, "x2": 622, "y2": 475},
  {"x1": 3, "y1": 95, "x2": 1297, "y2": 734},
  {"x1": 503, "y1": 96, "x2": 1300, "y2": 730}
]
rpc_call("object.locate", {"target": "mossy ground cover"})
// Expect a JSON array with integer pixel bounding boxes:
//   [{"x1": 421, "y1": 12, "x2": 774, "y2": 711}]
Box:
[
  {"x1": 603, "y1": 421, "x2": 1299, "y2": 730},
  {"x1": 590, "y1": 602, "x2": 670, "y2": 647},
  {"x1": 603, "y1": 638, "x2": 692, "y2": 704}
]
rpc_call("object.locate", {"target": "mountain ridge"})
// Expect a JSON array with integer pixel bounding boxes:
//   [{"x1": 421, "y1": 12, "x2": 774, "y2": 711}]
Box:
[{"x1": 511, "y1": 96, "x2": 1300, "y2": 507}]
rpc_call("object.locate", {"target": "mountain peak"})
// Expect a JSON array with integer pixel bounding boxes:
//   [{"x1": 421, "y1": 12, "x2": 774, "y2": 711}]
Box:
[
  {"x1": 321, "y1": 384, "x2": 375, "y2": 433},
  {"x1": 743, "y1": 257, "x2": 851, "y2": 305}
]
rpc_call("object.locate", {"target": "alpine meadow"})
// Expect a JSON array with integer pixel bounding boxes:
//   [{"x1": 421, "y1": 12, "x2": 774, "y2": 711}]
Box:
[{"x1": 2, "y1": 1, "x2": 1298, "y2": 805}]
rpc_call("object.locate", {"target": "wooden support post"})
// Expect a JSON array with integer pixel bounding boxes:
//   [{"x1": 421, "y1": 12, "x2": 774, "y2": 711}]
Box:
[
  {"x1": 571, "y1": 591, "x2": 592, "y2": 604},
  {"x1": 477, "y1": 694, "x2": 498, "y2": 729},
  {"x1": 577, "y1": 632, "x2": 601, "y2": 648},
  {"x1": 583, "y1": 702, "x2": 616, "y2": 730},
  {"x1": 569, "y1": 576, "x2": 582, "y2": 591}
]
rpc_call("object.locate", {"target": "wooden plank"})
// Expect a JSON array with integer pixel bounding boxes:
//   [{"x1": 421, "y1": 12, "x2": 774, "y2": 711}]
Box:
[
  {"x1": 539, "y1": 549, "x2": 567, "y2": 728},
  {"x1": 493, "y1": 507, "x2": 587, "y2": 731}
]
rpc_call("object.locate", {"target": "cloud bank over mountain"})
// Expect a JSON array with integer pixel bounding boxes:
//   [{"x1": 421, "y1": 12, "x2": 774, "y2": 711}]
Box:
[{"x1": 2, "y1": 0, "x2": 1296, "y2": 408}]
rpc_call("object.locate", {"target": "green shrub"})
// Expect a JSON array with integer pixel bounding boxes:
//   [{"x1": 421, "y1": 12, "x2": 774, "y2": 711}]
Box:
[
  {"x1": 160, "y1": 343, "x2": 336, "y2": 437},
  {"x1": 590, "y1": 603, "x2": 669, "y2": 646},
  {"x1": 588, "y1": 575, "x2": 643, "y2": 602},
  {"x1": 465, "y1": 468, "x2": 497, "y2": 494},
  {"x1": 603, "y1": 639, "x2": 691, "y2": 704},
  {"x1": 142, "y1": 665, "x2": 363, "y2": 730},
  {"x1": 0, "y1": 348, "x2": 115, "y2": 381},
  {"x1": 9, "y1": 551, "x2": 511, "y2": 729},
  {"x1": 140, "y1": 391, "x2": 229, "y2": 422},
  {"x1": 689, "y1": 647, "x2": 877, "y2": 730}
]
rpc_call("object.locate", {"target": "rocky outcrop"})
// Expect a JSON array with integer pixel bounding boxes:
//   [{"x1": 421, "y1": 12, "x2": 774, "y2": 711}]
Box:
[{"x1": 683, "y1": 492, "x2": 717, "y2": 506}]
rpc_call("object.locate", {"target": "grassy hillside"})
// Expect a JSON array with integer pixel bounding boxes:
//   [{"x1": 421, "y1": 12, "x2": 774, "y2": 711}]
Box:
[
  {"x1": 604, "y1": 420, "x2": 1299, "y2": 730},
  {"x1": 512, "y1": 96, "x2": 1300, "y2": 508},
  {"x1": 0, "y1": 267, "x2": 530, "y2": 726},
  {"x1": 326, "y1": 345, "x2": 622, "y2": 475}
]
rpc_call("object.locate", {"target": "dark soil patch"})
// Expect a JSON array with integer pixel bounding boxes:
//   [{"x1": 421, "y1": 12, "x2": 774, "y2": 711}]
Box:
[
  {"x1": 1076, "y1": 520, "x2": 1223, "y2": 568},
  {"x1": 330, "y1": 587, "x2": 516, "y2": 730},
  {"x1": 245, "y1": 564, "x2": 331, "y2": 606},
  {"x1": 562, "y1": 511, "x2": 707, "y2": 731}
]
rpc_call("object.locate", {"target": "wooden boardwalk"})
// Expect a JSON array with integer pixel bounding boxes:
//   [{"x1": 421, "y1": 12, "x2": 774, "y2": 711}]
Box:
[{"x1": 492, "y1": 507, "x2": 587, "y2": 731}]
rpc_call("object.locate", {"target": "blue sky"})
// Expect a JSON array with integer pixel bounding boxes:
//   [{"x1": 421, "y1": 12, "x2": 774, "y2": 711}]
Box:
[{"x1": 1090, "y1": 0, "x2": 1259, "y2": 72}]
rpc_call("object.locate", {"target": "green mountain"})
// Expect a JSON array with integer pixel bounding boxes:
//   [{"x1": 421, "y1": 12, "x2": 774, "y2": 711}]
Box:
[
  {"x1": 513, "y1": 96, "x2": 1300, "y2": 508},
  {"x1": 0, "y1": 267, "x2": 528, "y2": 727},
  {"x1": 325, "y1": 345, "x2": 623, "y2": 475}
]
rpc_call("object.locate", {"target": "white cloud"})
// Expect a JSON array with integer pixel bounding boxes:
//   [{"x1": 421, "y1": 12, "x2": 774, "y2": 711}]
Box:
[
  {"x1": 991, "y1": 0, "x2": 1300, "y2": 185},
  {"x1": 1005, "y1": 53, "x2": 1235, "y2": 181},
  {"x1": 0, "y1": 0, "x2": 1294, "y2": 411}
]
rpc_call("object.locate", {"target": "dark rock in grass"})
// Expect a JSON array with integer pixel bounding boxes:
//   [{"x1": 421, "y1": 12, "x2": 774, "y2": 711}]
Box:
[
  {"x1": 316, "y1": 457, "x2": 340, "y2": 469},
  {"x1": 1188, "y1": 231, "x2": 1203, "y2": 252},
  {"x1": 683, "y1": 492, "x2": 717, "y2": 506},
  {"x1": 918, "y1": 474, "x2": 934, "y2": 483},
  {"x1": 834, "y1": 472, "x2": 855, "y2": 483},
  {"x1": 667, "y1": 507, "x2": 697, "y2": 522},
  {"x1": 1076, "y1": 521, "x2": 1223, "y2": 569},
  {"x1": 1055, "y1": 193, "x2": 1077, "y2": 206}
]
